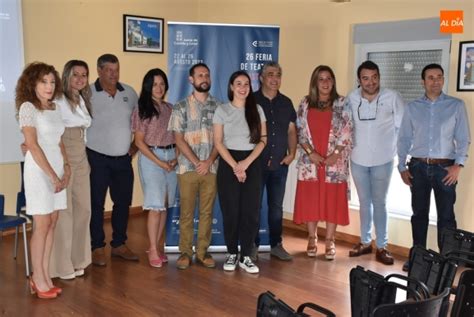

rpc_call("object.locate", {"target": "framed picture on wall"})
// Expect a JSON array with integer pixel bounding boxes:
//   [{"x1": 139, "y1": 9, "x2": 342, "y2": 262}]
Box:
[
  {"x1": 123, "y1": 15, "x2": 164, "y2": 54},
  {"x1": 457, "y1": 41, "x2": 474, "y2": 91}
]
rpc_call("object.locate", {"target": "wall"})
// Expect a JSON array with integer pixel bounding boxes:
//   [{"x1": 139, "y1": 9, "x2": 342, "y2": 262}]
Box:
[{"x1": 1, "y1": 0, "x2": 472, "y2": 250}]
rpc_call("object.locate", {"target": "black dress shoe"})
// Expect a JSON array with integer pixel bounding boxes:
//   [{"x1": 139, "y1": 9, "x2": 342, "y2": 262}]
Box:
[{"x1": 402, "y1": 260, "x2": 410, "y2": 272}]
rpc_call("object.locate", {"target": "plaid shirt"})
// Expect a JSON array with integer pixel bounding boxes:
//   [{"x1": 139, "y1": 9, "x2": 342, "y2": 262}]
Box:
[{"x1": 168, "y1": 94, "x2": 221, "y2": 174}]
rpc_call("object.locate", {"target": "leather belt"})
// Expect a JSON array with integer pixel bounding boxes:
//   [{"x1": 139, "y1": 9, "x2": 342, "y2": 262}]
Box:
[
  {"x1": 148, "y1": 144, "x2": 176, "y2": 150},
  {"x1": 412, "y1": 157, "x2": 454, "y2": 165}
]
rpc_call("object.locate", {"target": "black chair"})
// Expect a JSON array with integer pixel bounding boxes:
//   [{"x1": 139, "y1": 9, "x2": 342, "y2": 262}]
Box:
[
  {"x1": 372, "y1": 287, "x2": 450, "y2": 317},
  {"x1": 0, "y1": 194, "x2": 30, "y2": 277},
  {"x1": 450, "y1": 268, "x2": 474, "y2": 317}
]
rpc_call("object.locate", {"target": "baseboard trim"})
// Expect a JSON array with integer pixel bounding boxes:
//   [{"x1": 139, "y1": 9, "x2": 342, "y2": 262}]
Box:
[{"x1": 282, "y1": 219, "x2": 410, "y2": 257}]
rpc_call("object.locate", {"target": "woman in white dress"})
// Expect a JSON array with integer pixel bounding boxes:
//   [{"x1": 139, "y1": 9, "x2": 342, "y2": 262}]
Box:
[
  {"x1": 15, "y1": 62, "x2": 70, "y2": 299},
  {"x1": 49, "y1": 60, "x2": 92, "y2": 279}
]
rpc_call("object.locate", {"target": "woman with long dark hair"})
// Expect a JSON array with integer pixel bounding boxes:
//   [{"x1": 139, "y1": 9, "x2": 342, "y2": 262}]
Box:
[
  {"x1": 16, "y1": 62, "x2": 69, "y2": 299},
  {"x1": 131, "y1": 68, "x2": 177, "y2": 268},
  {"x1": 293, "y1": 65, "x2": 352, "y2": 261},
  {"x1": 49, "y1": 60, "x2": 92, "y2": 280},
  {"x1": 213, "y1": 70, "x2": 267, "y2": 274}
]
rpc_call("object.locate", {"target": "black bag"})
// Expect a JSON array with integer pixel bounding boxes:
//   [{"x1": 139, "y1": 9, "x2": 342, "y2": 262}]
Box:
[
  {"x1": 350, "y1": 266, "x2": 428, "y2": 317},
  {"x1": 408, "y1": 246, "x2": 458, "y2": 296},
  {"x1": 256, "y1": 291, "x2": 335, "y2": 317},
  {"x1": 440, "y1": 228, "x2": 474, "y2": 267}
]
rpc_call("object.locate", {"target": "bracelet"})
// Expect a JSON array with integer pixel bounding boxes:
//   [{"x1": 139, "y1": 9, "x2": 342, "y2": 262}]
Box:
[{"x1": 304, "y1": 147, "x2": 313, "y2": 155}]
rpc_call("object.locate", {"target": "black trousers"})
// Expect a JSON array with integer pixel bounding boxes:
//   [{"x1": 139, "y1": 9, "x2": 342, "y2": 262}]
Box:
[
  {"x1": 87, "y1": 148, "x2": 134, "y2": 250},
  {"x1": 217, "y1": 150, "x2": 262, "y2": 258}
]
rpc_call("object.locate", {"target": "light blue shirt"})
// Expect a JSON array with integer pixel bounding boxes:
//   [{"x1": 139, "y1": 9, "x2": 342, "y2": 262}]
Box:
[
  {"x1": 348, "y1": 87, "x2": 405, "y2": 167},
  {"x1": 397, "y1": 93, "x2": 471, "y2": 171}
]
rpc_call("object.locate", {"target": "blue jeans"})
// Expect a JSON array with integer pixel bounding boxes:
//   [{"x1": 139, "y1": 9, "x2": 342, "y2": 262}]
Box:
[
  {"x1": 87, "y1": 148, "x2": 134, "y2": 250},
  {"x1": 138, "y1": 148, "x2": 177, "y2": 211},
  {"x1": 409, "y1": 159, "x2": 457, "y2": 249},
  {"x1": 256, "y1": 164, "x2": 289, "y2": 247},
  {"x1": 351, "y1": 160, "x2": 393, "y2": 249}
]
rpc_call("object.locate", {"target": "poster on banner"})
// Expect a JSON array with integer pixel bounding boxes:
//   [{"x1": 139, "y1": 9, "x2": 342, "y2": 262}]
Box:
[{"x1": 166, "y1": 22, "x2": 280, "y2": 252}]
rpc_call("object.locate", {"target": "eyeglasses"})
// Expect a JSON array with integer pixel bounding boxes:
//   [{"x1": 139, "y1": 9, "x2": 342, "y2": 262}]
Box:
[{"x1": 357, "y1": 95, "x2": 380, "y2": 121}]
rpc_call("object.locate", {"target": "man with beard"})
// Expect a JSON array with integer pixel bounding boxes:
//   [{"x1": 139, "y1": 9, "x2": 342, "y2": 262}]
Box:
[
  {"x1": 168, "y1": 63, "x2": 221, "y2": 270},
  {"x1": 347, "y1": 61, "x2": 404, "y2": 265}
]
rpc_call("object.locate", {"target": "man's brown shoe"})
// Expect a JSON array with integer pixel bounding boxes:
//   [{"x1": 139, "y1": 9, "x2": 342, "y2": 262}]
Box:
[
  {"x1": 176, "y1": 254, "x2": 191, "y2": 270},
  {"x1": 376, "y1": 248, "x2": 394, "y2": 265},
  {"x1": 196, "y1": 254, "x2": 216, "y2": 268},
  {"x1": 111, "y1": 245, "x2": 139, "y2": 261},
  {"x1": 92, "y1": 247, "x2": 107, "y2": 266},
  {"x1": 349, "y1": 243, "x2": 373, "y2": 257}
]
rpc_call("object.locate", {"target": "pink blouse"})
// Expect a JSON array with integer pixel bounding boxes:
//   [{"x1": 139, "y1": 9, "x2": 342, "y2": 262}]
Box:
[{"x1": 131, "y1": 101, "x2": 175, "y2": 146}]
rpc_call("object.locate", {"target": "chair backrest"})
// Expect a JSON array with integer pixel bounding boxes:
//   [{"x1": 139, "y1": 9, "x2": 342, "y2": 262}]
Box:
[
  {"x1": 0, "y1": 194, "x2": 4, "y2": 217},
  {"x1": 16, "y1": 191, "x2": 26, "y2": 216},
  {"x1": 451, "y1": 269, "x2": 474, "y2": 317},
  {"x1": 372, "y1": 288, "x2": 450, "y2": 317}
]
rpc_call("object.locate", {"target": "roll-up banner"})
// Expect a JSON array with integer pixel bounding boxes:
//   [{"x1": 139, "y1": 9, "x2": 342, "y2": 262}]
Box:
[{"x1": 166, "y1": 22, "x2": 280, "y2": 253}]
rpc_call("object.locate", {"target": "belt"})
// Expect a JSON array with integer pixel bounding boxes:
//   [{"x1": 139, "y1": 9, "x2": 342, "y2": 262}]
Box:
[
  {"x1": 412, "y1": 157, "x2": 454, "y2": 165},
  {"x1": 148, "y1": 144, "x2": 176, "y2": 150},
  {"x1": 86, "y1": 147, "x2": 129, "y2": 159}
]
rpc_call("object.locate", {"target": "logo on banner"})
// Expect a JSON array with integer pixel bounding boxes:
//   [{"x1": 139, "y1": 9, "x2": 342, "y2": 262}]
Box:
[
  {"x1": 252, "y1": 40, "x2": 274, "y2": 48},
  {"x1": 440, "y1": 10, "x2": 463, "y2": 33}
]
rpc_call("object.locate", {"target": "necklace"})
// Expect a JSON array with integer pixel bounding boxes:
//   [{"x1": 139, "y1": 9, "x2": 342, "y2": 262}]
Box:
[{"x1": 316, "y1": 100, "x2": 331, "y2": 110}]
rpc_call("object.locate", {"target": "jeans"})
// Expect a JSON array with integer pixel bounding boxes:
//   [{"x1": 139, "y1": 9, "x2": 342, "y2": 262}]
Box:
[
  {"x1": 409, "y1": 159, "x2": 457, "y2": 249},
  {"x1": 138, "y1": 148, "x2": 177, "y2": 210},
  {"x1": 256, "y1": 164, "x2": 289, "y2": 247},
  {"x1": 351, "y1": 160, "x2": 393, "y2": 249},
  {"x1": 87, "y1": 148, "x2": 134, "y2": 250}
]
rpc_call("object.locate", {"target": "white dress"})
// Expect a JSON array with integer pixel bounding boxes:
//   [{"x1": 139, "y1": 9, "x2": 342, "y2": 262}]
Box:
[{"x1": 19, "y1": 102, "x2": 67, "y2": 215}]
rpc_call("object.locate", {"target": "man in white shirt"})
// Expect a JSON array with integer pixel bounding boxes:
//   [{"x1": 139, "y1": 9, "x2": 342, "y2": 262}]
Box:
[{"x1": 346, "y1": 61, "x2": 405, "y2": 265}]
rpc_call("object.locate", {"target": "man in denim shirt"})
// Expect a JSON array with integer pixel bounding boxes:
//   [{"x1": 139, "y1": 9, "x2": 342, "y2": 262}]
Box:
[{"x1": 398, "y1": 63, "x2": 471, "y2": 271}]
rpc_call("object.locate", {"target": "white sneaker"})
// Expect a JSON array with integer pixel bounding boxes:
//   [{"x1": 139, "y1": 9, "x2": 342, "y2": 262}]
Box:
[
  {"x1": 74, "y1": 269, "x2": 85, "y2": 277},
  {"x1": 223, "y1": 254, "x2": 238, "y2": 271},
  {"x1": 239, "y1": 256, "x2": 259, "y2": 274}
]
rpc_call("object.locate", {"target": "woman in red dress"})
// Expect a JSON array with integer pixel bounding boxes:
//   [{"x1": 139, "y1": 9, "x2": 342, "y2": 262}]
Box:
[{"x1": 294, "y1": 65, "x2": 352, "y2": 260}]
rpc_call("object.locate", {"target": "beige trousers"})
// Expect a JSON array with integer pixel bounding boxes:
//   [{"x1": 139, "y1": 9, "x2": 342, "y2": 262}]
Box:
[
  {"x1": 177, "y1": 171, "x2": 217, "y2": 259},
  {"x1": 49, "y1": 127, "x2": 92, "y2": 278}
]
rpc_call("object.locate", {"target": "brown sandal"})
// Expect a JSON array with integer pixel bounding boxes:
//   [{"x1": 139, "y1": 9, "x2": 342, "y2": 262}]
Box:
[
  {"x1": 307, "y1": 236, "x2": 318, "y2": 257},
  {"x1": 325, "y1": 239, "x2": 336, "y2": 260}
]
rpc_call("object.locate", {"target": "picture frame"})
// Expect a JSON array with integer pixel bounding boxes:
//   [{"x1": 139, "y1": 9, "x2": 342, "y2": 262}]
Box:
[
  {"x1": 457, "y1": 41, "x2": 474, "y2": 91},
  {"x1": 123, "y1": 14, "x2": 164, "y2": 54}
]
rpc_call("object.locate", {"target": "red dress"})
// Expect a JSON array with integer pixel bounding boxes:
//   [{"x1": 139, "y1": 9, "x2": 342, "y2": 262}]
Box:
[{"x1": 293, "y1": 109, "x2": 349, "y2": 225}]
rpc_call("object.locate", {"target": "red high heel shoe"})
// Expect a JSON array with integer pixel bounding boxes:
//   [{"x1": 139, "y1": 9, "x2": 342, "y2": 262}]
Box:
[
  {"x1": 29, "y1": 278, "x2": 58, "y2": 299},
  {"x1": 50, "y1": 285, "x2": 62, "y2": 295}
]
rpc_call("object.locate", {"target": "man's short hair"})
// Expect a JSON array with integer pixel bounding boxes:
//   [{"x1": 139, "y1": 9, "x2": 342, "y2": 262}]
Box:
[
  {"x1": 421, "y1": 63, "x2": 444, "y2": 80},
  {"x1": 189, "y1": 63, "x2": 210, "y2": 76},
  {"x1": 97, "y1": 54, "x2": 119, "y2": 68},
  {"x1": 260, "y1": 61, "x2": 282, "y2": 77},
  {"x1": 357, "y1": 60, "x2": 379, "y2": 79}
]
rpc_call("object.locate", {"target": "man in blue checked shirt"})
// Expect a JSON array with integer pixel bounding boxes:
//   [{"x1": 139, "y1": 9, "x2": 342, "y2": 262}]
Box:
[{"x1": 397, "y1": 63, "x2": 471, "y2": 272}]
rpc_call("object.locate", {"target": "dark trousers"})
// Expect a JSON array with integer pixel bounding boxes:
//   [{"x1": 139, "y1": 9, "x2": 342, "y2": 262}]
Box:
[
  {"x1": 256, "y1": 164, "x2": 289, "y2": 247},
  {"x1": 217, "y1": 150, "x2": 262, "y2": 258},
  {"x1": 409, "y1": 159, "x2": 457, "y2": 250},
  {"x1": 87, "y1": 148, "x2": 134, "y2": 250}
]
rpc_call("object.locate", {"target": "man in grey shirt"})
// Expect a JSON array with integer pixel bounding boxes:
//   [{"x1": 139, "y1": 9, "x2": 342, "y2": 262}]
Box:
[{"x1": 87, "y1": 54, "x2": 138, "y2": 266}]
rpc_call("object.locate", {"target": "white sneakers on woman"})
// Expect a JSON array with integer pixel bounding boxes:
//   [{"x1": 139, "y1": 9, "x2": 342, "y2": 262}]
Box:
[{"x1": 223, "y1": 254, "x2": 259, "y2": 274}]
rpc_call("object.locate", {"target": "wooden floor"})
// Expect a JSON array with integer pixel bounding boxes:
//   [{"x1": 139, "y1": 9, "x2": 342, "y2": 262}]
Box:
[{"x1": 0, "y1": 213, "x2": 409, "y2": 316}]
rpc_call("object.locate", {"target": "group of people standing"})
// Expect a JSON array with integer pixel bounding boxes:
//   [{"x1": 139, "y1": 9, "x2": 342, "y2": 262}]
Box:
[{"x1": 15, "y1": 53, "x2": 470, "y2": 299}]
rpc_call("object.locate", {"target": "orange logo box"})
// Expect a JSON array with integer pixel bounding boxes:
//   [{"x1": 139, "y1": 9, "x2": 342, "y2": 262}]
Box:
[{"x1": 440, "y1": 10, "x2": 464, "y2": 33}]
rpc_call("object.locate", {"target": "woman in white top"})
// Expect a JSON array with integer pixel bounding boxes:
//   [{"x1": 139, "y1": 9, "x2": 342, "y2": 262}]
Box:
[
  {"x1": 16, "y1": 62, "x2": 69, "y2": 299},
  {"x1": 49, "y1": 60, "x2": 92, "y2": 279}
]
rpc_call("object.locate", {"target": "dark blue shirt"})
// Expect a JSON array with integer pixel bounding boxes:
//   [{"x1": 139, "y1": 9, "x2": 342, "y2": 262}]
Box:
[{"x1": 254, "y1": 89, "x2": 296, "y2": 170}]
